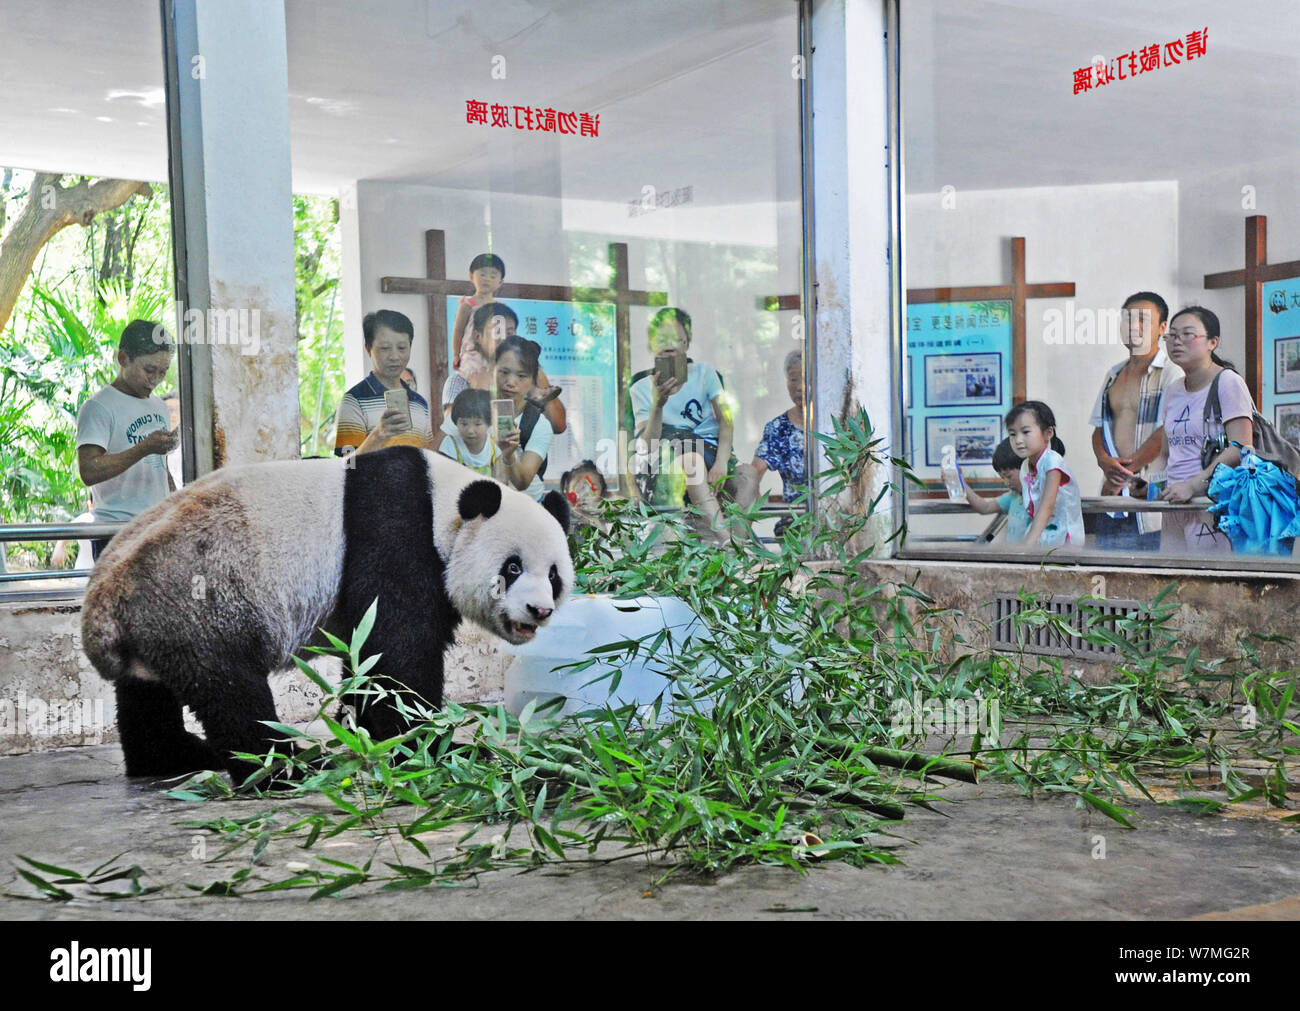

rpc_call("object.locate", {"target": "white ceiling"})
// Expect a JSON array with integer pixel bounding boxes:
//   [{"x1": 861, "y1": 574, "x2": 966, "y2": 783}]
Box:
[
  {"x1": 903, "y1": 0, "x2": 1300, "y2": 191},
  {"x1": 0, "y1": 1, "x2": 169, "y2": 182},
  {"x1": 0, "y1": 0, "x2": 800, "y2": 205},
  {"x1": 1, "y1": 0, "x2": 1296, "y2": 200},
  {"x1": 284, "y1": 0, "x2": 800, "y2": 203}
]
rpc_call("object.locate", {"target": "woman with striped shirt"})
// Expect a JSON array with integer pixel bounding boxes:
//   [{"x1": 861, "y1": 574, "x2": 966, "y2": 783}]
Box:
[{"x1": 333, "y1": 310, "x2": 436, "y2": 457}]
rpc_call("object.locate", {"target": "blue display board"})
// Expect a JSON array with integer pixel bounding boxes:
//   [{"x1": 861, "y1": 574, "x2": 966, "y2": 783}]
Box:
[
  {"x1": 446, "y1": 297, "x2": 618, "y2": 478},
  {"x1": 905, "y1": 300, "x2": 1013, "y2": 478},
  {"x1": 1261, "y1": 279, "x2": 1300, "y2": 449}
]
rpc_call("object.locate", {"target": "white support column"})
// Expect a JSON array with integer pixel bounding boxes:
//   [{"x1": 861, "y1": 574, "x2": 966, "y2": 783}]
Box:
[
  {"x1": 338, "y1": 182, "x2": 365, "y2": 391},
  {"x1": 164, "y1": 0, "x2": 298, "y2": 472},
  {"x1": 808, "y1": 0, "x2": 897, "y2": 548}
]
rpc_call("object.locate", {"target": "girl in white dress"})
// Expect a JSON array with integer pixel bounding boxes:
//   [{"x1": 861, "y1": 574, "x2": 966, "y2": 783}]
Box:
[{"x1": 1005, "y1": 400, "x2": 1085, "y2": 549}]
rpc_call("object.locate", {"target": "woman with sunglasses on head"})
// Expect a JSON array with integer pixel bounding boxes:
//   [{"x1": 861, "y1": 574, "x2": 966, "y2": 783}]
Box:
[{"x1": 1155, "y1": 306, "x2": 1254, "y2": 554}]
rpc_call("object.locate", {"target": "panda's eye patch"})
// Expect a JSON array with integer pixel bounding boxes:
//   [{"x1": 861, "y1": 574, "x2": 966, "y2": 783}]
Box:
[
  {"x1": 499, "y1": 555, "x2": 524, "y2": 592},
  {"x1": 549, "y1": 564, "x2": 563, "y2": 601}
]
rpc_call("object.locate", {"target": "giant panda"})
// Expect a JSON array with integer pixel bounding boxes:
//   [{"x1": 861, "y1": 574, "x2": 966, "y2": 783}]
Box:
[{"x1": 80, "y1": 445, "x2": 573, "y2": 782}]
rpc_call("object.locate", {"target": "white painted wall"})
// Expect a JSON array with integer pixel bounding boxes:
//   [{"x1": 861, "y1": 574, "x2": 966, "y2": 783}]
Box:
[
  {"x1": 1177, "y1": 154, "x2": 1300, "y2": 373},
  {"x1": 341, "y1": 179, "x2": 803, "y2": 486}
]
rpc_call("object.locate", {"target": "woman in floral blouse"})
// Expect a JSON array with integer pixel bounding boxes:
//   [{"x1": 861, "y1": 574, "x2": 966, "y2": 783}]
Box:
[{"x1": 752, "y1": 350, "x2": 807, "y2": 534}]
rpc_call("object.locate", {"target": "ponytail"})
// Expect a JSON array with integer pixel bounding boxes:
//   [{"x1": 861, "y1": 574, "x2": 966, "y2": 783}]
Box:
[{"x1": 1005, "y1": 400, "x2": 1067, "y2": 456}]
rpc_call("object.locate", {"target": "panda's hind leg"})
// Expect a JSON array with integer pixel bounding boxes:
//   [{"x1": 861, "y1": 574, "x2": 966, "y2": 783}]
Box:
[
  {"x1": 187, "y1": 669, "x2": 288, "y2": 788},
  {"x1": 115, "y1": 676, "x2": 222, "y2": 778}
]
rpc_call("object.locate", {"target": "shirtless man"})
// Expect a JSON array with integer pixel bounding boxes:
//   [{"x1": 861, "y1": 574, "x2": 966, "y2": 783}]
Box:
[{"x1": 1088, "y1": 291, "x2": 1183, "y2": 551}]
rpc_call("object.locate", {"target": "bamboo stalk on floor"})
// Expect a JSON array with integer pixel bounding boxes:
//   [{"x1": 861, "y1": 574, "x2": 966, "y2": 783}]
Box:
[{"x1": 812, "y1": 737, "x2": 983, "y2": 782}]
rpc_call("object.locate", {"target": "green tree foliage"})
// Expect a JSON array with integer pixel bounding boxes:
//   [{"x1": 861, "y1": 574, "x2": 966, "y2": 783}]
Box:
[
  {"x1": 0, "y1": 173, "x2": 345, "y2": 569},
  {"x1": 293, "y1": 195, "x2": 344, "y2": 458},
  {"x1": 0, "y1": 172, "x2": 173, "y2": 567}
]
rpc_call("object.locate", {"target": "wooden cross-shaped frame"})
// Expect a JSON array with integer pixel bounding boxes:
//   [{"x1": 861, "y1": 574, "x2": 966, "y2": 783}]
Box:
[
  {"x1": 761, "y1": 237, "x2": 1073, "y2": 407},
  {"x1": 907, "y1": 237, "x2": 1074, "y2": 406},
  {"x1": 1203, "y1": 215, "x2": 1300, "y2": 403},
  {"x1": 381, "y1": 229, "x2": 667, "y2": 420}
]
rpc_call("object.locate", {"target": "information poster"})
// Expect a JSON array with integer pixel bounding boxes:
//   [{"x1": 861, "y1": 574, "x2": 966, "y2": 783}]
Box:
[
  {"x1": 906, "y1": 300, "x2": 1012, "y2": 480},
  {"x1": 924, "y1": 415, "x2": 1002, "y2": 469},
  {"x1": 1262, "y1": 279, "x2": 1300, "y2": 451},
  {"x1": 447, "y1": 297, "x2": 618, "y2": 479}
]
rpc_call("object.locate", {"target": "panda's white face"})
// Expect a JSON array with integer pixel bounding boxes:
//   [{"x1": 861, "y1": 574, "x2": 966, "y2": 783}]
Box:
[{"x1": 445, "y1": 481, "x2": 573, "y2": 645}]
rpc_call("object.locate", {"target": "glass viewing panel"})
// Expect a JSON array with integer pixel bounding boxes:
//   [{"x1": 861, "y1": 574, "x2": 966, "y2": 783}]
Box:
[
  {"x1": 0, "y1": 5, "x2": 177, "y2": 579},
  {"x1": 284, "y1": 0, "x2": 806, "y2": 538},
  {"x1": 900, "y1": 0, "x2": 1300, "y2": 566}
]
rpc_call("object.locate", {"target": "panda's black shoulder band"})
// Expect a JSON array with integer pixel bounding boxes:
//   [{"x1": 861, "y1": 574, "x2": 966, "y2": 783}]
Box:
[{"x1": 459, "y1": 480, "x2": 503, "y2": 522}]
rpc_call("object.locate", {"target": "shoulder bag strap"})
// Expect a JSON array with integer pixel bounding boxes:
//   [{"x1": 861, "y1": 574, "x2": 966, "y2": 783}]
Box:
[{"x1": 1201, "y1": 370, "x2": 1225, "y2": 426}]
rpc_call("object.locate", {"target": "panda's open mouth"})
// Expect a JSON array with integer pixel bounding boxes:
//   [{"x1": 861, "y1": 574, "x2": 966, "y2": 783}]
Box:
[{"x1": 505, "y1": 619, "x2": 538, "y2": 642}]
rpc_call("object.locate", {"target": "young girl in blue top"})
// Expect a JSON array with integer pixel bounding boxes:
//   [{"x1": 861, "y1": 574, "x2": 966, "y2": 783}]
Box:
[{"x1": 1005, "y1": 400, "x2": 1085, "y2": 548}]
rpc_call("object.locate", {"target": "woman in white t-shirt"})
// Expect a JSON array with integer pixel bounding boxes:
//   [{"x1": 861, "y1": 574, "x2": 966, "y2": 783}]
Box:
[{"x1": 1156, "y1": 306, "x2": 1255, "y2": 555}]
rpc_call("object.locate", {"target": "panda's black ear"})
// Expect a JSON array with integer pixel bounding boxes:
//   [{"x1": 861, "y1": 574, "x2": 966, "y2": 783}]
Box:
[
  {"x1": 458, "y1": 480, "x2": 503, "y2": 522},
  {"x1": 540, "y1": 490, "x2": 571, "y2": 534}
]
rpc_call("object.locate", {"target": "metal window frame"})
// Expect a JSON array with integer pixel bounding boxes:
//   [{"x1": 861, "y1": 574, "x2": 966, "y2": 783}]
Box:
[
  {"x1": 160, "y1": 0, "x2": 213, "y2": 484},
  {"x1": 885, "y1": 0, "x2": 1300, "y2": 578},
  {"x1": 0, "y1": 4, "x2": 199, "y2": 601},
  {"x1": 797, "y1": 0, "x2": 819, "y2": 514}
]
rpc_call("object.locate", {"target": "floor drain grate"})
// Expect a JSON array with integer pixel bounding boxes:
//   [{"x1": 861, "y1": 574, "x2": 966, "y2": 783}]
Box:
[{"x1": 989, "y1": 593, "x2": 1151, "y2": 658}]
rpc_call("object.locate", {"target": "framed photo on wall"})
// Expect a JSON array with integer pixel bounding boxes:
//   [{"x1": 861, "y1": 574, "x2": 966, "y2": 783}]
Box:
[
  {"x1": 924, "y1": 415, "x2": 1001, "y2": 468},
  {"x1": 1276, "y1": 402, "x2": 1300, "y2": 448},
  {"x1": 1276, "y1": 336, "x2": 1300, "y2": 395},
  {"x1": 924, "y1": 352, "x2": 1002, "y2": 408}
]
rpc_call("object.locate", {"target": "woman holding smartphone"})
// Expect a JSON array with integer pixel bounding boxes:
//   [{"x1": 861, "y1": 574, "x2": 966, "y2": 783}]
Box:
[
  {"x1": 333, "y1": 310, "x2": 437, "y2": 457},
  {"x1": 494, "y1": 337, "x2": 553, "y2": 500},
  {"x1": 443, "y1": 302, "x2": 567, "y2": 435}
]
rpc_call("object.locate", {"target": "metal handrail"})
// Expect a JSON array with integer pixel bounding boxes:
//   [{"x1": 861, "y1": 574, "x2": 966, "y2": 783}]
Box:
[
  {"x1": 0, "y1": 523, "x2": 128, "y2": 541},
  {"x1": 910, "y1": 496, "x2": 1214, "y2": 516},
  {"x1": 0, "y1": 522, "x2": 128, "y2": 587}
]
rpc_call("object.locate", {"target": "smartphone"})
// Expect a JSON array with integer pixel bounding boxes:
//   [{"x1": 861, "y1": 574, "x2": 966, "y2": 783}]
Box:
[
  {"x1": 384, "y1": 387, "x2": 411, "y2": 428},
  {"x1": 491, "y1": 399, "x2": 516, "y2": 442},
  {"x1": 655, "y1": 353, "x2": 685, "y2": 385}
]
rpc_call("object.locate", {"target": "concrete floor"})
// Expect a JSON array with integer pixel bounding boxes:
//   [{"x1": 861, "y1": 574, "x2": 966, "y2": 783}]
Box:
[{"x1": 1, "y1": 743, "x2": 1297, "y2": 920}]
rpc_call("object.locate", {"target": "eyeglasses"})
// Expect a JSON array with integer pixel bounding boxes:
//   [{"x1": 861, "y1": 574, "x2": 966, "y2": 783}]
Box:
[{"x1": 1166, "y1": 330, "x2": 1208, "y2": 343}]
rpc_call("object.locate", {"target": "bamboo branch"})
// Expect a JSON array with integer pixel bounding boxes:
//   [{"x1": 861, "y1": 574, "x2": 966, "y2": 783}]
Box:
[{"x1": 813, "y1": 736, "x2": 983, "y2": 782}]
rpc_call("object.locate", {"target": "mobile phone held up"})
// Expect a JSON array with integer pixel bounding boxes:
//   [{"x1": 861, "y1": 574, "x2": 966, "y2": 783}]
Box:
[
  {"x1": 384, "y1": 387, "x2": 411, "y2": 429},
  {"x1": 654, "y1": 352, "x2": 686, "y2": 387},
  {"x1": 492, "y1": 399, "x2": 516, "y2": 443}
]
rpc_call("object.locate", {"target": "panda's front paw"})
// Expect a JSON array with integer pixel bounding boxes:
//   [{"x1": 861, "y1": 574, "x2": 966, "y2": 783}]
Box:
[{"x1": 123, "y1": 733, "x2": 224, "y2": 780}]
